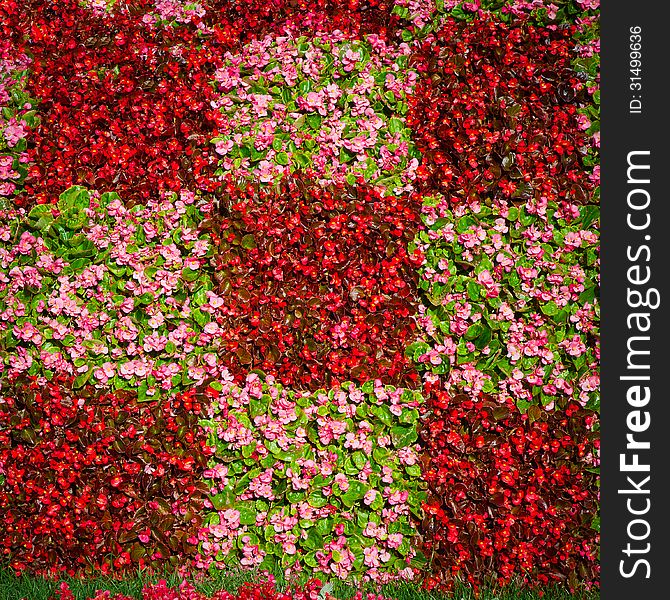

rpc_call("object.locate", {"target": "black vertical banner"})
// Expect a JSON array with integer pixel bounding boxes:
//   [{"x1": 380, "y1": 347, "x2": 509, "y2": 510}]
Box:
[{"x1": 601, "y1": 2, "x2": 670, "y2": 599}]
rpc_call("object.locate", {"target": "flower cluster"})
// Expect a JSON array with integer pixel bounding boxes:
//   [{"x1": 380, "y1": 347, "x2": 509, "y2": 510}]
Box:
[
  {"x1": 1, "y1": 0, "x2": 601, "y2": 592},
  {"x1": 0, "y1": 186, "x2": 235, "y2": 398},
  {"x1": 16, "y1": 0, "x2": 226, "y2": 208},
  {"x1": 52, "y1": 574, "x2": 331, "y2": 600},
  {"x1": 210, "y1": 30, "x2": 419, "y2": 192},
  {"x1": 200, "y1": 178, "x2": 422, "y2": 390},
  {"x1": 0, "y1": 376, "x2": 211, "y2": 576},
  {"x1": 0, "y1": 36, "x2": 34, "y2": 208},
  {"x1": 16, "y1": 0, "x2": 406, "y2": 211},
  {"x1": 142, "y1": 1, "x2": 208, "y2": 28},
  {"x1": 402, "y1": 15, "x2": 600, "y2": 416},
  {"x1": 391, "y1": 0, "x2": 601, "y2": 41},
  {"x1": 407, "y1": 17, "x2": 596, "y2": 206},
  {"x1": 418, "y1": 383, "x2": 599, "y2": 590},
  {"x1": 408, "y1": 191, "x2": 599, "y2": 413},
  {"x1": 197, "y1": 374, "x2": 427, "y2": 583}
]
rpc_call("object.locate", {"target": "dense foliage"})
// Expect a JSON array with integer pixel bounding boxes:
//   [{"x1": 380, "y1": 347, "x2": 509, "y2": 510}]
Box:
[
  {"x1": 201, "y1": 179, "x2": 421, "y2": 390},
  {"x1": 0, "y1": 0, "x2": 600, "y2": 593},
  {"x1": 198, "y1": 375, "x2": 426, "y2": 582},
  {"x1": 0, "y1": 186, "x2": 229, "y2": 398},
  {"x1": 419, "y1": 383, "x2": 599, "y2": 590},
  {"x1": 0, "y1": 377, "x2": 211, "y2": 576}
]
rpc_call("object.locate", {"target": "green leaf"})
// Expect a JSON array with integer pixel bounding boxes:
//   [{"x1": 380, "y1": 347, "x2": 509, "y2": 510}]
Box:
[
  {"x1": 274, "y1": 152, "x2": 289, "y2": 166},
  {"x1": 591, "y1": 515, "x2": 600, "y2": 532},
  {"x1": 405, "y1": 341, "x2": 430, "y2": 362},
  {"x1": 465, "y1": 322, "x2": 485, "y2": 341},
  {"x1": 388, "y1": 117, "x2": 404, "y2": 133},
  {"x1": 351, "y1": 451, "x2": 366, "y2": 470},
  {"x1": 306, "y1": 114, "x2": 322, "y2": 130},
  {"x1": 371, "y1": 405, "x2": 393, "y2": 428},
  {"x1": 69, "y1": 367, "x2": 89, "y2": 389},
  {"x1": 516, "y1": 398, "x2": 532, "y2": 414},
  {"x1": 315, "y1": 517, "x2": 332, "y2": 536},
  {"x1": 578, "y1": 284, "x2": 598, "y2": 305},
  {"x1": 293, "y1": 152, "x2": 310, "y2": 168},
  {"x1": 236, "y1": 505, "x2": 256, "y2": 525},
  {"x1": 28, "y1": 204, "x2": 55, "y2": 230},
  {"x1": 181, "y1": 267, "x2": 199, "y2": 281},
  {"x1": 138, "y1": 292, "x2": 154, "y2": 305},
  {"x1": 339, "y1": 147, "x2": 355, "y2": 164},
  {"x1": 541, "y1": 301, "x2": 559, "y2": 316},
  {"x1": 304, "y1": 527, "x2": 323, "y2": 550},
  {"x1": 361, "y1": 380, "x2": 374, "y2": 394},
  {"x1": 372, "y1": 447, "x2": 391, "y2": 466},
  {"x1": 456, "y1": 215, "x2": 477, "y2": 233},
  {"x1": 390, "y1": 425, "x2": 417, "y2": 448},
  {"x1": 519, "y1": 206, "x2": 535, "y2": 226},
  {"x1": 474, "y1": 326, "x2": 493, "y2": 351},
  {"x1": 401, "y1": 29, "x2": 414, "y2": 42},
  {"x1": 399, "y1": 408, "x2": 419, "y2": 425},
  {"x1": 341, "y1": 481, "x2": 367, "y2": 508},
  {"x1": 241, "y1": 234, "x2": 257, "y2": 249},
  {"x1": 137, "y1": 381, "x2": 150, "y2": 403},
  {"x1": 107, "y1": 261, "x2": 127, "y2": 277},
  {"x1": 405, "y1": 464, "x2": 421, "y2": 477},
  {"x1": 467, "y1": 281, "x2": 481, "y2": 301},
  {"x1": 241, "y1": 443, "x2": 255, "y2": 459},
  {"x1": 210, "y1": 486, "x2": 236, "y2": 510},
  {"x1": 192, "y1": 308, "x2": 208, "y2": 327},
  {"x1": 578, "y1": 205, "x2": 600, "y2": 229},
  {"x1": 57, "y1": 186, "x2": 90, "y2": 211},
  {"x1": 307, "y1": 491, "x2": 328, "y2": 508},
  {"x1": 193, "y1": 287, "x2": 209, "y2": 307},
  {"x1": 370, "y1": 491, "x2": 384, "y2": 511}
]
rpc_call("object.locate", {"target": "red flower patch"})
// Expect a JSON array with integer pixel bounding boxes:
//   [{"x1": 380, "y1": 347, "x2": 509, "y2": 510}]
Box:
[
  {"x1": 51, "y1": 574, "x2": 378, "y2": 600},
  {"x1": 15, "y1": 0, "x2": 225, "y2": 208},
  {"x1": 408, "y1": 16, "x2": 596, "y2": 207},
  {"x1": 0, "y1": 376, "x2": 212, "y2": 576},
  {"x1": 418, "y1": 381, "x2": 599, "y2": 590},
  {"x1": 200, "y1": 178, "x2": 423, "y2": 390}
]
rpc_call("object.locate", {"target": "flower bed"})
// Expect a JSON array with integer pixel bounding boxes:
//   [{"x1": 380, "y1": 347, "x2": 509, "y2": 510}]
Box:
[
  {"x1": 209, "y1": 30, "x2": 419, "y2": 191},
  {"x1": 419, "y1": 384, "x2": 599, "y2": 589},
  {"x1": 0, "y1": 36, "x2": 34, "y2": 208},
  {"x1": 199, "y1": 178, "x2": 422, "y2": 390},
  {"x1": 51, "y1": 575, "x2": 341, "y2": 600},
  {"x1": 0, "y1": 0, "x2": 600, "y2": 593},
  {"x1": 0, "y1": 377, "x2": 211, "y2": 576},
  {"x1": 197, "y1": 375, "x2": 426, "y2": 582}
]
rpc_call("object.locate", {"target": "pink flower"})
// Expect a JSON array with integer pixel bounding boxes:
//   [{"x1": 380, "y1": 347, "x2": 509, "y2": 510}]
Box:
[
  {"x1": 398, "y1": 447, "x2": 417, "y2": 466},
  {"x1": 387, "y1": 489, "x2": 408, "y2": 505},
  {"x1": 363, "y1": 546, "x2": 380, "y2": 568},
  {"x1": 363, "y1": 489, "x2": 378, "y2": 506},
  {"x1": 342, "y1": 48, "x2": 361, "y2": 72},
  {"x1": 215, "y1": 140, "x2": 234, "y2": 155},
  {"x1": 256, "y1": 160, "x2": 275, "y2": 183},
  {"x1": 0, "y1": 182, "x2": 15, "y2": 196},
  {"x1": 334, "y1": 473, "x2": 349, "y2": 492}
]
